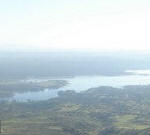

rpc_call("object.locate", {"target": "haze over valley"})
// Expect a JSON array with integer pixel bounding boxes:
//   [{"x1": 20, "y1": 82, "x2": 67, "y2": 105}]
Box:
[{"x1": 1, "y1": 0, "x2": 150, "y2": 134}]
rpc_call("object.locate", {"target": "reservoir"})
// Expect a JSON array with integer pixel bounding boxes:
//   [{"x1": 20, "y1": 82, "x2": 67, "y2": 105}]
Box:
[{"x1": 11, "y1": 73, "x2": 150, "y2": 102}]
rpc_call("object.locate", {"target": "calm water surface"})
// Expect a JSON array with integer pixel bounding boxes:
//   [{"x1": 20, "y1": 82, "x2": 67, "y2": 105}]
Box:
[{"x1": 11, "y1": 74, "x2": 150, "y2": 102}]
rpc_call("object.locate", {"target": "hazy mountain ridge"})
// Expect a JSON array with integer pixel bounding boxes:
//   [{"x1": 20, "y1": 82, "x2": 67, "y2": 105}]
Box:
[{"x1": 1, "y1": 51, "x2": 150, "y2": 78}]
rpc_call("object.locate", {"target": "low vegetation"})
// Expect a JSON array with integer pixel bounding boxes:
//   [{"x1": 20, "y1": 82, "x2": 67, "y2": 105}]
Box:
[{"x1": 1, "y1": 85, "x2": 150, "y2": 134}]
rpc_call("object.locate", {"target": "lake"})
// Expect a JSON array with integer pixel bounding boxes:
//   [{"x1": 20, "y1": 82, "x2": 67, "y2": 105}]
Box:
[{"x1": 11, "y1": 73, "x2": 150, "y2": 102}]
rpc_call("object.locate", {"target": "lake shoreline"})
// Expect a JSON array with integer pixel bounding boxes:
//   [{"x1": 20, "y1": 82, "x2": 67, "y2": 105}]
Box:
[
  {"x1": 2, "y1": 72, "x2": 150, "y2": 102},
  {"x1": 0, "y1": 80, "x2": 68, "y2": 99}
]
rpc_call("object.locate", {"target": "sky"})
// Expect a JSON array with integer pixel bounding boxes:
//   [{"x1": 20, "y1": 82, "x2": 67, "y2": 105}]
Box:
[{"x1": 0, "y1": 0, "x2": 150, "y2": 51}]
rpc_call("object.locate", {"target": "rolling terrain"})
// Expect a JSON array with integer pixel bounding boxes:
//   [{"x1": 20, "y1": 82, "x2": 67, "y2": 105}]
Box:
[{"x1": 1, "y1": 85, "x2": 150, "y2": 135}]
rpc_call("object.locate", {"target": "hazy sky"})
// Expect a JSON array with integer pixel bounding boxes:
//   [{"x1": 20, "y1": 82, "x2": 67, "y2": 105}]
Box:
[{"x1": 0, "y1": 0, "x2": 150, "y2": 51}]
